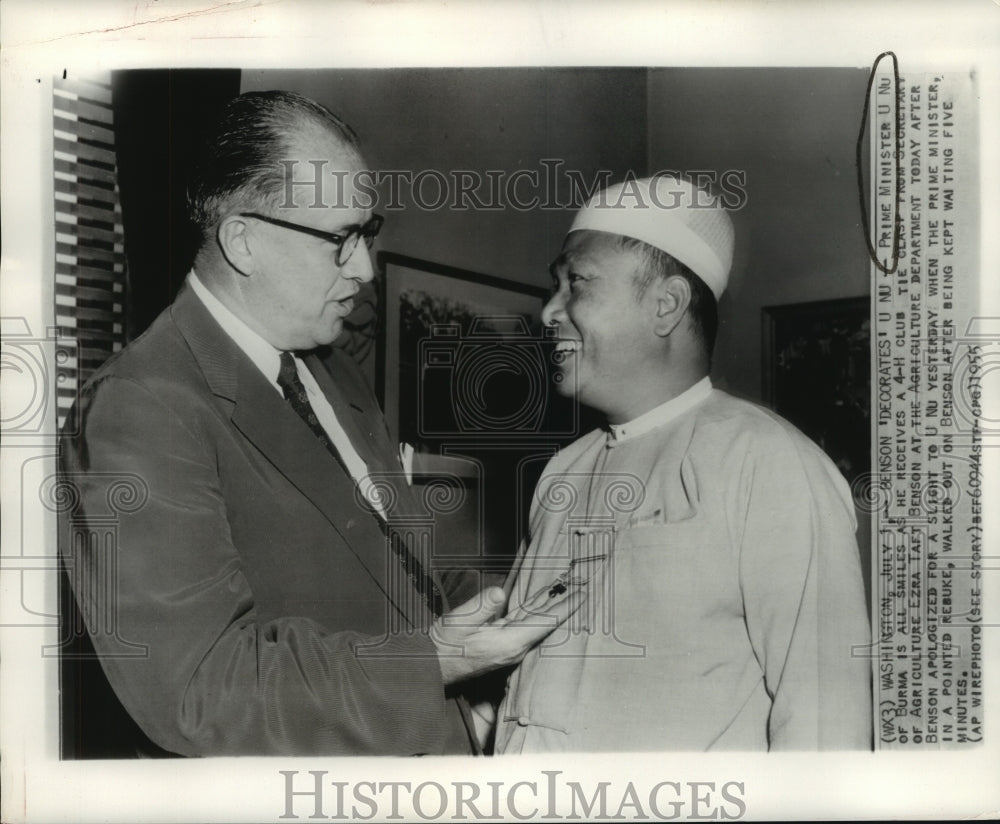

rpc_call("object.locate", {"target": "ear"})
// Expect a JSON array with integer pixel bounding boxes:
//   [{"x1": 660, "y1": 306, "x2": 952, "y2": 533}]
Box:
[
  {"x1": 649, "y1": 274, "x2": 691, "y2": 338},
  {"x1": 216, "y1": 215, "x2": 255, "y2": 276}
]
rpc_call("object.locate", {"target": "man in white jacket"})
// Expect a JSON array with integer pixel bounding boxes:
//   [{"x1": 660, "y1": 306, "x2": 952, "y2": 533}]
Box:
[{"x1": 495, "y1": 175, "x2": 872, "y2": 752}]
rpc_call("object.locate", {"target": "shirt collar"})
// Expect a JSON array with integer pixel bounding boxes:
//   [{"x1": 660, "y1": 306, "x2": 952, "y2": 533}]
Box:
[
  {"x1": 188, "y1": 269, "x2": 284, "y2": 390},
  {"x1": 606, "y1": 376, "x2": 713, "y2": 446}
]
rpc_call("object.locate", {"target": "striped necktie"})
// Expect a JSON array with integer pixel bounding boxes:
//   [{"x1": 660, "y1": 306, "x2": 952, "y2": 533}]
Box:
[{"x1": 277, "y1": 351, "x2": 339, "y2": 456}]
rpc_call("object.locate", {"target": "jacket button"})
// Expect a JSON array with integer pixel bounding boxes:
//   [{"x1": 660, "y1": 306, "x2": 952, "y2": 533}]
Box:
[{"x1": 517, "y1": 716, "x2": 530, "y2": 726}]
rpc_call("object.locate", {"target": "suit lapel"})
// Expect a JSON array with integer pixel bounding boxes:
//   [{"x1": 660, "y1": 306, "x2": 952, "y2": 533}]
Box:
[
  {"x1": 306, "y1": 353, "x2": 396, "y2": 475},
  {"x1": 306, "y1": 353, "x2": 422, "y2": 519},
  {"x1": 307, "y1": 352, "x2": 451, "y2": 611},
  {"x1": 171, "y1": 284, "x2": 426, "y2": 628}
]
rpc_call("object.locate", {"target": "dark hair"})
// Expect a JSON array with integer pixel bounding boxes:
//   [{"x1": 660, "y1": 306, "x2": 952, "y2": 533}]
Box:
[
  {"x1": 620, "y1": 236, "x2": 719, "y2": 357},
  {"x1": 187, "y1": 90, "x2": 360, "y2": 238}
]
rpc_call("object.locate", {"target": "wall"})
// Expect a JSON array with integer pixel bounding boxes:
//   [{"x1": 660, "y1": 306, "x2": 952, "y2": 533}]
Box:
[
  {"x1": 647, "y1": 68, "x2": 871, "y2": 401},
  {"x1": 244, "y1": 67, "x2": 869, "y2": 402},
  {"x1": 242, "y1": 68, "x2": 647, "y2": 291},
  {"x1": 113, "y1": 69, "x2": 242, "y2": 339}
]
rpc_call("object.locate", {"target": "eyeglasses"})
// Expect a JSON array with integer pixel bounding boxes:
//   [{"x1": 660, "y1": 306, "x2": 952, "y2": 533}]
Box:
[{"x1": 240, "y1": 212, "x2": 384, "y2": 267}]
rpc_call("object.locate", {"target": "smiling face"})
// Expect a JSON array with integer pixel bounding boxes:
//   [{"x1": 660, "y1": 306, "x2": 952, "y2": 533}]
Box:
[
  {"x1": 543, "y1": 230, "x2": 665, "y2": 422},
  {"x1": 236, "y1": 129, "x2": 375, "y2": 351}
]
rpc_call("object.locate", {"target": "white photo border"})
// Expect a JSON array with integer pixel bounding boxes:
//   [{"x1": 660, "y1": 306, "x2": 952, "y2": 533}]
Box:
[{"x1": 2, "y1": 1, "x2": 998, "y2": 821}]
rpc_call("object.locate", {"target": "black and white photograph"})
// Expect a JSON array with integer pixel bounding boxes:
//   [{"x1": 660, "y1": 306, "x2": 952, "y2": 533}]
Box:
[{"x1": 1, "y1": 2, "x2": 997, "y2": 822}]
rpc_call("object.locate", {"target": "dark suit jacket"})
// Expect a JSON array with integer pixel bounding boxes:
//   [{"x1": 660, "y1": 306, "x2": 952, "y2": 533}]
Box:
[{"x1": 59, "y1": 283, "x2": 476, "y2": 756}]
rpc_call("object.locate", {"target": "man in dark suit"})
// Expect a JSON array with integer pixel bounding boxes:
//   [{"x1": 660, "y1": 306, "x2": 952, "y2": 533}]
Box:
[{"x1": 59, "y1": 91, "x2": 571, "y2": 756}]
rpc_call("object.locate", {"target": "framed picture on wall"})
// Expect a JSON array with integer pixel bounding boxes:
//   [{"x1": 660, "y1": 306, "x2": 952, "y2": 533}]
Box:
[
  {"x1": 376, "y1": 252, "x2": 554, "y2": 454},
  {"x1": 762, "y1": 295, "x2": 871, "y2": 486},
  {"x1": 376, "y1": 252, "x2": 572, "y2": 560}
]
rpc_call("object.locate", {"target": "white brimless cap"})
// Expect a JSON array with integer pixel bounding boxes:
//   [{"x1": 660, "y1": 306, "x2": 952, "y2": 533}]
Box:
[{"x1": 569, "y1": 174, "x2": 735, "y2": 299}]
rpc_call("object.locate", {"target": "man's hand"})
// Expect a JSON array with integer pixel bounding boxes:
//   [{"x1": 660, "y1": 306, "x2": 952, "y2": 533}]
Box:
[{"x1": 432, "y1": 584, "x2": 583, "y2": 686}]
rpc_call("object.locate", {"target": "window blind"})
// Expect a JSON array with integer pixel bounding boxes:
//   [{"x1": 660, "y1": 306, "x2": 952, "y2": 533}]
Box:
[{"x1": 53, "y1": 74, "x2": 127, "y2": 430}]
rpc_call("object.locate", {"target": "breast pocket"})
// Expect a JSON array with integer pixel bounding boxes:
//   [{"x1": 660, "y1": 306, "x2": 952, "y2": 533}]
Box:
[
  {"x1": 604, "y1": 519, "x2": 736, "y2": 654},
  {"x1": 612, "y1": 520, "x2": 711, "y2": 594}
]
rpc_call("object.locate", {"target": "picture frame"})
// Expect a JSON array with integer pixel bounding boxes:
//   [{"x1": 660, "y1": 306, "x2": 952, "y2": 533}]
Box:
[
  {"x1": 376, "y1": 251, "x2": 551, "y2": 453},
  {"x1": 376, "y1": 252, "x2": 562, "y2": 561}
]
